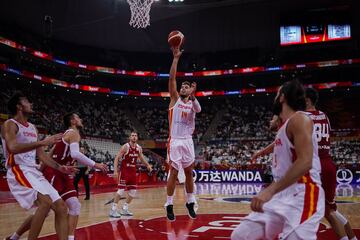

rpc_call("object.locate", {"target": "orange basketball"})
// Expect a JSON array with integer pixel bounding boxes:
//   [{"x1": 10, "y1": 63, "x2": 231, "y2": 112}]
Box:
[{"x1": 168, "y1": 30, "x2": 184, "y2": 48}]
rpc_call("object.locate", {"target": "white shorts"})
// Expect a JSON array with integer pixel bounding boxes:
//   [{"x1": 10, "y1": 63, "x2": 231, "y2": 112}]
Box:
[
  {"x1": 241, "y1": 183, "x2": 324, "y2": 240},
  {"x1": 7, "y1": 165, "x2": 61, "y2": 210},
  {"x1": 168, "y1": 138, "x2": 195, "y2": 170}
]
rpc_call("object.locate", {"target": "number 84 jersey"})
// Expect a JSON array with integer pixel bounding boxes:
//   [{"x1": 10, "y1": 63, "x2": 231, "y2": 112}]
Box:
[{"x1": 307, "y1": 110, "x2": 331, "y2": 159}]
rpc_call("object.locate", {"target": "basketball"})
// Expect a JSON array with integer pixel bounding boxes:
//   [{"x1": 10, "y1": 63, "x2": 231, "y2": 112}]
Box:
[{"x1": 168, "y1": 30, "x2": 184, "y2": 48}]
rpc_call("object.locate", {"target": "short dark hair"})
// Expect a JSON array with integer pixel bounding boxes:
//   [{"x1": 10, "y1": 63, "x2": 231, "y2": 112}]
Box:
[
  {"x1": 305, "y1": 87, "x2": 319, "y2": 106},
  {"x1": 130, "y1": 130, "x2": 138, "y2": 135},
  {"x1": 7, "y1": 92, "x2": 27, "y2": 115},
  {"x1": 181, "y1": 81, "x2": 191, "y2": 87},
  {"x1": 280, "y1": 80, "x2": 306, "y2": 111},
  {"x1": 63, "y1": 112, "x2": 76, "y2": 128}
]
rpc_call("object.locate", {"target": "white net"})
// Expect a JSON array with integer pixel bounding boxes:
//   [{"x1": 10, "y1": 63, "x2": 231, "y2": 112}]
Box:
[{"x1": 127, "y1": 0, "x2": 155, "y2": 29}]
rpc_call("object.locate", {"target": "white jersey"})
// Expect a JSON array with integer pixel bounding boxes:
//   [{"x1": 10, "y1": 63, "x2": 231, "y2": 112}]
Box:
[
  {"x1": 4, "y1": 119, "x2": 38, "y2": 168},
  {"x1": 272, "y1": 112, "x2": 321, "y2": 185},
  {"x1": 168, "y1": 98, "x2": 196, "y2": 139}
]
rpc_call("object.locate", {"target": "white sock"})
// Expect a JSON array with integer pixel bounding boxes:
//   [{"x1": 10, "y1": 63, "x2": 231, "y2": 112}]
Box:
[
  {"x1": 111, "y1": 202, "x2": 117, "y2": 211},
  {"x1": 186, "y1": 193, "x2": 196, "y2": 203},
  {"x1": 10, "y1": 233, "x2": 20, "y2": 240},
  {"x1": 340, "y1": 237, "x2": 349, "y2": 240},
  {"x1": 123, "y1": 202, "x2": 128, "y2": 209},
  {"x1": 166, "y1": 195, "x2": 174, "y2": 205},
  {"x1": 68, "y1": 236, "x2": 75, "y2": 240}
]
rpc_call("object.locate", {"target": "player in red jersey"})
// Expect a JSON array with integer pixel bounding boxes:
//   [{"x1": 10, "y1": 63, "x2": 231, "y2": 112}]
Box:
[
  {"x1": 109, "y1": 131, "x2": 152, "y2": 218},
  {"x1": 6, "y1": 112, "x2": 108, "y2": 240},
  {"x1": 305, "y1": 88, "x2": 357, "y2": 240},
  {"x1": 43, "y1": 112, "x2": 108, "y2": 240}
]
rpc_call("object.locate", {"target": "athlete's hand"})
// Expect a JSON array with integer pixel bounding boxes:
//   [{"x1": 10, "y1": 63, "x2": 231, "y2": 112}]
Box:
[
  {"x1": 147, "y1": 165, "x2": 153, "y2": 172},
  {"x1": 171, "y1": 47, "x2": 183, "y2": 59},
  {"x1": 95, "y1": 163, "x2": 108, "y2": 173},
  {"x1": 250, "y1": 152, "x2": 260, "y2": 163},
  {"x1": 59, "y1": 165, "x2": 79, "y2": 175},
  {"x1": 41, "y1": 133, "x2": 63, "y2": 146},
  {"x1": 113, "y1": 171, "x2": 118, "y2": 180},
  {"x1": 251, "y1": 186, "x2": 275, "y2": 212}
]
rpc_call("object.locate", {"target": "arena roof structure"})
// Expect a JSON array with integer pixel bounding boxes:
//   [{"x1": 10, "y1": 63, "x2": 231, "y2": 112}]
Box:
[{"x1": 0, "y1": 0, "x2": 357, "y2": 53}]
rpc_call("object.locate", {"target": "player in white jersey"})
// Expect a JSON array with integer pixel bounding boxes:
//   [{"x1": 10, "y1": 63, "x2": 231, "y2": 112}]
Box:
[
  {"x1": 1, "y1": 92, "x2": 77, "y2": 240},
  {"x1": 231, "y1": 80, "x2": 324, "y2": 240},
  {"x1": 165, "y1": 46, "x2": 201, "y2": 221}
]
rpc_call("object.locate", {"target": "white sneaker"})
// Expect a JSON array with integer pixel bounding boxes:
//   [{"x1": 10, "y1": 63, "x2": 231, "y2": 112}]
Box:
[
  {"x1": 121, "y1": 207, "x2": 133, "y2": 216},
  {"x1": 109, "y1": 209, "x2": 121, "y2": 218}
]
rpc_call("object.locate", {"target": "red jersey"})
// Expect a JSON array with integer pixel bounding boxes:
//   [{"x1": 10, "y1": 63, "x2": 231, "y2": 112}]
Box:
[
  {"x1": 51, "y1": 129, "x2": 75, "y2": 166},
  {"x1": 307, "y1": 110, "x2": 331, "y2": 159},
  {"x1": 121, "y1": 143, "x2": 141, "y2": 172},
  {"x1": 42, "y1": 129, "x2": 78, "y2": 200}
]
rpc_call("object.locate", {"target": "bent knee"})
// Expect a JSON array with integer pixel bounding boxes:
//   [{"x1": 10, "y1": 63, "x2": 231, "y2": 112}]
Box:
[
  {"x1": 36, "y1": 195, "x2": 52, "y2": 210},
  {"x1": 53, "y1": 199, "x2": 68, "y2": 213},
  {"x1": 231, "y1": 221, "x2": 264, "y2": 240}
]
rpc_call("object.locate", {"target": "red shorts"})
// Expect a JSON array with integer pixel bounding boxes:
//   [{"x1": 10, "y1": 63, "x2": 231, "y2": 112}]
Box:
[
  {"x1": 43, "y1": 167, "x2": 77, "y2": 201},
  {"x1": 320, "y1": 158, "x2": 337, "y2": 215},
  {"x1": 118, "y1": 169, "x2": 137, "y2": 191}
]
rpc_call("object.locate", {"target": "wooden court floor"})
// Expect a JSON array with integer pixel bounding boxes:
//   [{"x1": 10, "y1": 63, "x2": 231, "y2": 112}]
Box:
[{"x1": 1, "y1": 183, "x2": 359, "y2": 239}]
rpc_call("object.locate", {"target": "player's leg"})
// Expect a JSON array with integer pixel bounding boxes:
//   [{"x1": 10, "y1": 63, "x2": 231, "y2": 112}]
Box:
[
  {"x1": 121, "y1": 188, "x2": 136, "y2": 216},
  {"x1": 345, "y1": 222, "x2": 358, "y2": 240},
  {"x1": 110, "y1": 172, "x2": 125, "y2": 218},
  {"x1": 28, "y1": 193, "x2": 53, "y2": 240},
  {"x1": 55, "y1": 173, "x2": 79, "y2": 240},
  {"x1": 182, "y1": 138, "x2": 196, "y2": 218},
  {"x1": 5, "y1": 214, "x2": 33, "y2": 240},
  {"x1": 334, "y1": 210, "x2": 358, "y2": 240},
  {"x1": 110, "y1": 188, "x2": 123, "y2": 218},
  {"x1": 114, "y1": 189, "x2": 123, "y2": 204},
  {"x1": 51, "y1": 198, "x2": 69, "y2": 240},
  {"x1": 183, "y1": 164, "x2": 194, "y2": 201},
  {"x1": 183, "y1": 163, "x2": 196, "y2": 219},
  {"x1": 322, "y1": 159, "x2": 349, "y2": 239},
  {"x1": 166, "y1": 166, "x2": 178, "y2": 221},
  {"x1": 166, "y1": 166, "x2": 178, "y2": 199},
  {"x1": 326, "y1": 210, "x2": 348, "y2": 239},
  {"x1": 65, "y1": 196, "x2": 81, "y2": 240},
  {"x1": 121, "y1": 173, "x2": 136, "y2": 216},
  {"x1": 231, "y1": 220, "x2": 265, "y2": 240},
  {"x1": 165, "y1": 139, "x2": 182, "y2": 221}
]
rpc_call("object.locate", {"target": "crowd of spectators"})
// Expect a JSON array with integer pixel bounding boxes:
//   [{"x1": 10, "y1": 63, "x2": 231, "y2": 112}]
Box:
[
  {"x1": 0, "y1": 85, "x2": 133, "y2": 141},
  {"x1": 331, "y1": 140, "x2": 360, "y2": 165},
  {"x1": 0, "y1": 80, "x2": 359, "y2": 174},
  {"x1": 198, "y1": 139, "x2": 360, "y2": 170},
  {"x1": 214, "y1": 102, "x2": 275, "y2": 141},
  {"x1": 135, "y1": 107, "x2": 168, "y2": 141},
  {"x1": 199, "y1": 141, "x2": 273, "y2": 170}
]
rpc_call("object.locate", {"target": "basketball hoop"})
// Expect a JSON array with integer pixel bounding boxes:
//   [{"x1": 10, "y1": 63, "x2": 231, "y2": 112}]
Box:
[{"x1": 127, "y1": 0, "x2": 155, "y2": 29}]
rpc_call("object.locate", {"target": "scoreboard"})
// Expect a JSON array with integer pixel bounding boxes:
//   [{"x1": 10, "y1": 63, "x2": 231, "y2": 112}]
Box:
[{"x1": 280, "y1": 24, "x2": 351, "y2": 46}]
